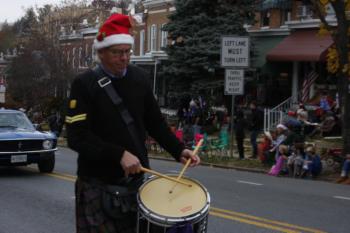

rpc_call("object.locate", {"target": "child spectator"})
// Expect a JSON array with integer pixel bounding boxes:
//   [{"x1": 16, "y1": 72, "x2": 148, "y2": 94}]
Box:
[
  {"x1": 302, "y1": 145, "x2": 322, "y2": 178},
  {"x1": 287, "y1": 143, "x2": 305, "y2": 177},
  {"x1": 336, "y1": 154, "x2": 350, "y2": 184},
  {"x1": 258, "y1": 131, "x2": 273, "y2": 164},
  {"x1": 268, "y1": 145, "x2": 288, "y2": 176},
  {"x1": 270, "y1": 124, "x2": 288, "y2": 161}
]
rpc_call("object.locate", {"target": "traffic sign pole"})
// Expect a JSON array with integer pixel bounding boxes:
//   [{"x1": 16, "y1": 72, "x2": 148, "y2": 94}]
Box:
[
  {"x1": 230, "y1": 95, "x2": 235, "y2": 158},
  {"x1": 221, "y1": 36, "x2": 250, "y2": 159}
]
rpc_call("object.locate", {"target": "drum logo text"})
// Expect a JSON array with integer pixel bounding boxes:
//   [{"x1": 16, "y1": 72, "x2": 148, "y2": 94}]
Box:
[{"x1": 180, "y1": 206, "x2": 192, "y2": 213}]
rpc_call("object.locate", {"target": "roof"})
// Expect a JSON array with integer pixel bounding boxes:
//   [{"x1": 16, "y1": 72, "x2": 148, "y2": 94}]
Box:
[{"x1": 266, "y1": 30, "x2": 334, "y2": 62}]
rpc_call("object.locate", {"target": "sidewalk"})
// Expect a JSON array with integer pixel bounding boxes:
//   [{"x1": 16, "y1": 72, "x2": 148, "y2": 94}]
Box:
[{"x1": 56, "y1": 137, "x2": 341, "y2": 183}]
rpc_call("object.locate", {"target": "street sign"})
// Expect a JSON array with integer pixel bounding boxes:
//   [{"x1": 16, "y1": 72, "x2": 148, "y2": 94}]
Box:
[
  {"x1": 224, "y1": 69, "x2": 244, "y2": 95},
  {"x1": 221, "y1": 36, "x2": 250, "y2": 68}
]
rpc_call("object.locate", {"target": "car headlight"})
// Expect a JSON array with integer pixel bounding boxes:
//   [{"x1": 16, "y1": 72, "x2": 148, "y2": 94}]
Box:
[{"x1": 43, "y1": 140, "x2": 53, "y2": 149}]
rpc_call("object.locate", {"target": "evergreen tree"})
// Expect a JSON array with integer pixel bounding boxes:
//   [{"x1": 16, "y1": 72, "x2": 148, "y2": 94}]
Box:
[{"x1": 162, "y1": 0, "x2": 256, "y2": 85}]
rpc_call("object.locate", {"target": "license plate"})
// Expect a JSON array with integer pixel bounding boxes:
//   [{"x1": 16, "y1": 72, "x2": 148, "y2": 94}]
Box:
[{"x1": 11, "y1": 155, "x2": 27, "y2": 163}]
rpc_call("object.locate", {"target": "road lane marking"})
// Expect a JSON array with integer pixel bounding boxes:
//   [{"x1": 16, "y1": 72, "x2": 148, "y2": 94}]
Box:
[
  {"x1": 25, "y1": 167, "x2": 76, "y2": 182},
  {"x1": 29, "y1": 169, "x2": 327, "y2": 233},
  {"x1": 333, "y1": 196, "x2": 350, "y2": 201},
  {"x1": 45, "y1": 172, "x2": 76, "y2": 182},
  {"x1": 210, "y1": 211, "x2": 300, "y2": 233},
  {"x1": 237, "y1": 180, "x2": 263, "y2": 186},
  {"x1": 211, "y1": 207, "x2": 327, "y2": 233}
]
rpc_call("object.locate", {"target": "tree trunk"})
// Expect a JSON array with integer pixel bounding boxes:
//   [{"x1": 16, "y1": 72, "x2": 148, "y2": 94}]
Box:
[{"x1": 332, "y1": 2, "x2": 350, "y2": 155}]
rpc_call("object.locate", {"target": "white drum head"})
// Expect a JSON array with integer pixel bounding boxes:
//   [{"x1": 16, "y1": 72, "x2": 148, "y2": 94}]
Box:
[{"x1": 139, "y1": 175, "x2": 208, "y2": 218}]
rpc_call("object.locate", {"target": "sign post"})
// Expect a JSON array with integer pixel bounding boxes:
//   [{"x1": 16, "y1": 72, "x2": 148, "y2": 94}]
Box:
[{"x1": 221, "y1": 36, "x2": 250, "y2": 158}]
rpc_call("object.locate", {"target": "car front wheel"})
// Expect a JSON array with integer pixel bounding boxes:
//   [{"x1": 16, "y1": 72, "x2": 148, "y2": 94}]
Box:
[{"x1": 38, "y1": 152, "x2": 55, "y2": 173}]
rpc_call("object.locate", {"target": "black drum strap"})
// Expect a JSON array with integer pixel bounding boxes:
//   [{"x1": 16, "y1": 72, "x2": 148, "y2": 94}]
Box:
[{"x1": 92, "y1": 66, "x2": 145, "y2": 158}]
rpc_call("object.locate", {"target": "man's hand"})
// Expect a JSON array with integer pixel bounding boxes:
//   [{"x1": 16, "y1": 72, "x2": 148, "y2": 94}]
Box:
[
  {"x1": 120, "y1": 150, "x2": 141, "y2": 176},
  {"x1": 180, "y1": 149, "x2": 200, "y2": 167}
]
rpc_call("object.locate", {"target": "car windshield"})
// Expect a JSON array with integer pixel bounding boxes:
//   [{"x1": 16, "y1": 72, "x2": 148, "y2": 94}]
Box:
[{"x1": 0, "y1": 112, "x2": 35, "y2": 130}]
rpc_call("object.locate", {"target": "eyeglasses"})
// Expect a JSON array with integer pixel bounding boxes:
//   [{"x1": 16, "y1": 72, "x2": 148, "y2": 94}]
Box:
[{"x1": 107, "y1": 48, "x2": 133, "y2": 57}]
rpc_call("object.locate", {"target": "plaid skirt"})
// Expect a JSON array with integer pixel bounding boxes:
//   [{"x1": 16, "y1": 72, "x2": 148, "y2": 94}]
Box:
[{"x1": 75, "y1": 178, "x2": 137, "y2": 233}]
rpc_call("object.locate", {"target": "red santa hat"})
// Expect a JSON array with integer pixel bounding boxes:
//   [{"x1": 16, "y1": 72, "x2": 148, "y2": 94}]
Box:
[{"x1": 93, "y1": 14, "x2": 134, "y2": 50}]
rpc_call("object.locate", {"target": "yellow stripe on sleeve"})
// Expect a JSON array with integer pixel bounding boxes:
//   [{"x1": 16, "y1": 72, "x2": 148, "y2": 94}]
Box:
[{"x1": 65, "y1": 114, "x2": 87, "y2": 124}]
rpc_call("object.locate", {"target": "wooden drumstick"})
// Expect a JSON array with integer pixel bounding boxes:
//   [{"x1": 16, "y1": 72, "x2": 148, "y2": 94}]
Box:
[
  {"x1": 140, "y1": 167, "x2": 192, "y2": 187},
  {"x1": 178, "y1": 138, "x2": 203, "y2": 179},
  {"x1": 169, "y1": 139, "x2": 203, "y2": 194}
]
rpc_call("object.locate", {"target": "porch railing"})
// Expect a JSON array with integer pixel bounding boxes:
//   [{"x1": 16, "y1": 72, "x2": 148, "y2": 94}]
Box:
[{"x1": 264, "y1": 97, "x2": 294, "y2": 132}]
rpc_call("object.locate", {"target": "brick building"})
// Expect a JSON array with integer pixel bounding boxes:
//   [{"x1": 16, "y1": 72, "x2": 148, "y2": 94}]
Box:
[
  {"x1": 59, "y1": 0, "x2": 174, "y2": 106},
  {"x1": 59, "y1": 0, "x2": 337, "y2": 107},
  {"x1": 249, "y1": 0, "x2": 336, "y2": 106}
]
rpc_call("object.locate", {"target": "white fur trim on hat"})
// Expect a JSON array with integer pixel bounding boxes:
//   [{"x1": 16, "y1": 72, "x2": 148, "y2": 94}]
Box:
[{"x1": 93, "y1": 34, "x2": 134, "y2": 50}]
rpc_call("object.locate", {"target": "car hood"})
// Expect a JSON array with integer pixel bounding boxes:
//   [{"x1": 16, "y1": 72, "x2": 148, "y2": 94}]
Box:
[{"x1": 0, "y1": 128, "x2": 56, "y2": 140}]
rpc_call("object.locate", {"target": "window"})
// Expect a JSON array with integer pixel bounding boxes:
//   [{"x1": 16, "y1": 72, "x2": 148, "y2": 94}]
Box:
[
  {"x1": 78, "y1": 47, "x2": 82, "y2": 67},
  {"x1": 140, "y1": 30, "x2": 145, "y2": 55},
  {"x1": 260, "y1": 11, "x2": 270, "y2": 27},
  {"x1": 297, "y1": 4, "x2": 313, "y2": 19},
  {"x1": 72, "y1": 48, "x2": 76, "y2": 69},
  {"x1": 148, "y1": 26, "x2": 151, "y2": 52},
  {"x1": 280, "y1": 10, "x2": 291, "y2": 25},
  {"x1": 151, "y1": 24, "x2": 157, "y2": 51},
  {"x1": 85, "y1": 44, "x2": 89, "y2": 66},
  {"x1": 161, "y1": 24, "x2": 168, "y2": 48},
  {"x1": 326, "y1": 3, "x2": 335, "y2": 16},
  {"x1": 67, "y1": 50, "x2": 70, "y2": 64},
  {"x1": 91, "y1": 45, "x2": 95, "y2": 62}
]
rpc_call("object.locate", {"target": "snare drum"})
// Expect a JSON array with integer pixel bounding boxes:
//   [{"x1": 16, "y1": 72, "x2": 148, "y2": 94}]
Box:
[{"x1": 137, "y1": 175, "x2": 210, "y2": 233}]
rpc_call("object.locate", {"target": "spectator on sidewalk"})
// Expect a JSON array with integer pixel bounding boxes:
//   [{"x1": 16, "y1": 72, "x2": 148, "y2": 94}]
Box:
[
  {"x1": 248, "y1": 101, "x2": 263, "y2": 159},
  {"x1": 297, "y1": 110, "x2": 319, "y2": 139},
  {"x1": 336, "y1": 154, "x2": 350, "y2": 184},
  {"x1": 258, "y1": 131, "x2": 274, "y2": 164},
  {"x1": 270, "y1": 124, "x2": 288, "y2": 161},
  {"x1": 319, "y1": 91, "x2": 333, "y2": 113},
  {"x1": 301, "y1": 145, "x2": 322, "y2": 178},
  {"x1": 268, "y1": 145, "x2": 288, "y2": 176},
  {"x1": 234, "y1": 109, "x2": 246, "y2": 160},
  {"x1": 287, "y1": 143, "x2": 305, "y2": 177},
  {"x1": 309, "y1": 111, "x2": 337, "y2": 137}
]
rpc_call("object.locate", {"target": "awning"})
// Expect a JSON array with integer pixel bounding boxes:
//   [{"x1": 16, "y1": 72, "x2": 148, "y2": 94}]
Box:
[
  {"x1": 251, "y1": 36, "x2": 286, "y2": 68},
  {"x1": 266, "y1": 30, "x2": 333, "y2": 62},
  {"x1": 259, "y1": 0, "x2": 292, "y2": 11}
]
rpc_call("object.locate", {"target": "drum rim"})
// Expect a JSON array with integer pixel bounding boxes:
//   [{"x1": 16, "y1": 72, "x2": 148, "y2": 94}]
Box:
[{"x1": 137, "y1": 175, "x2": 211, "y2": 225}]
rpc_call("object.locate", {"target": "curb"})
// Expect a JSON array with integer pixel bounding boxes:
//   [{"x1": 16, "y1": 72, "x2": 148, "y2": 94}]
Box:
[{"x1": 148, "y1": 155, "x2": 268, "y2": 174}]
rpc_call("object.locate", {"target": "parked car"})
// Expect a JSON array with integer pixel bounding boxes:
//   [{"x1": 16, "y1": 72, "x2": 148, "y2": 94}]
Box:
[{"x1": 0, "y1": 109, "x2": 57, "y2": 173}]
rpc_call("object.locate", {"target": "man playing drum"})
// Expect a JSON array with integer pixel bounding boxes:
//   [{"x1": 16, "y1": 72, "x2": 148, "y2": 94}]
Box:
[{"x1": 66, "y1": 13, "x2": 200, "y2": 233}]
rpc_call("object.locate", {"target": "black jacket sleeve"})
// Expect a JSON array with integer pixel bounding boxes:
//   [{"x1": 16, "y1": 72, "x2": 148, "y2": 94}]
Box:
[{"x1": 66, "y1": 75, "x2": 125, "y2": 164}]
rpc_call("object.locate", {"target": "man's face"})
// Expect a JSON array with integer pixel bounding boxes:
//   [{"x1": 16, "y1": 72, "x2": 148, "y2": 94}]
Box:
[{"x1": 98, "y1": 44, "x2": 132, "y2": 75}]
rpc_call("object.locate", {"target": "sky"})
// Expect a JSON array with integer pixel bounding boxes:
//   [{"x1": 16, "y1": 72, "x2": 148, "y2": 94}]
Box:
[{"x1": 0, "y1": 0, "x2": 62, "y2": 23}]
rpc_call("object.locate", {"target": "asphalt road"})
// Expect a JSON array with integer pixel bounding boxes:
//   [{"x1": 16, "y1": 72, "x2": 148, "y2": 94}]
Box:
[{"x1": 0, "y1": 147, "x2": 350, "y2": 233}]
